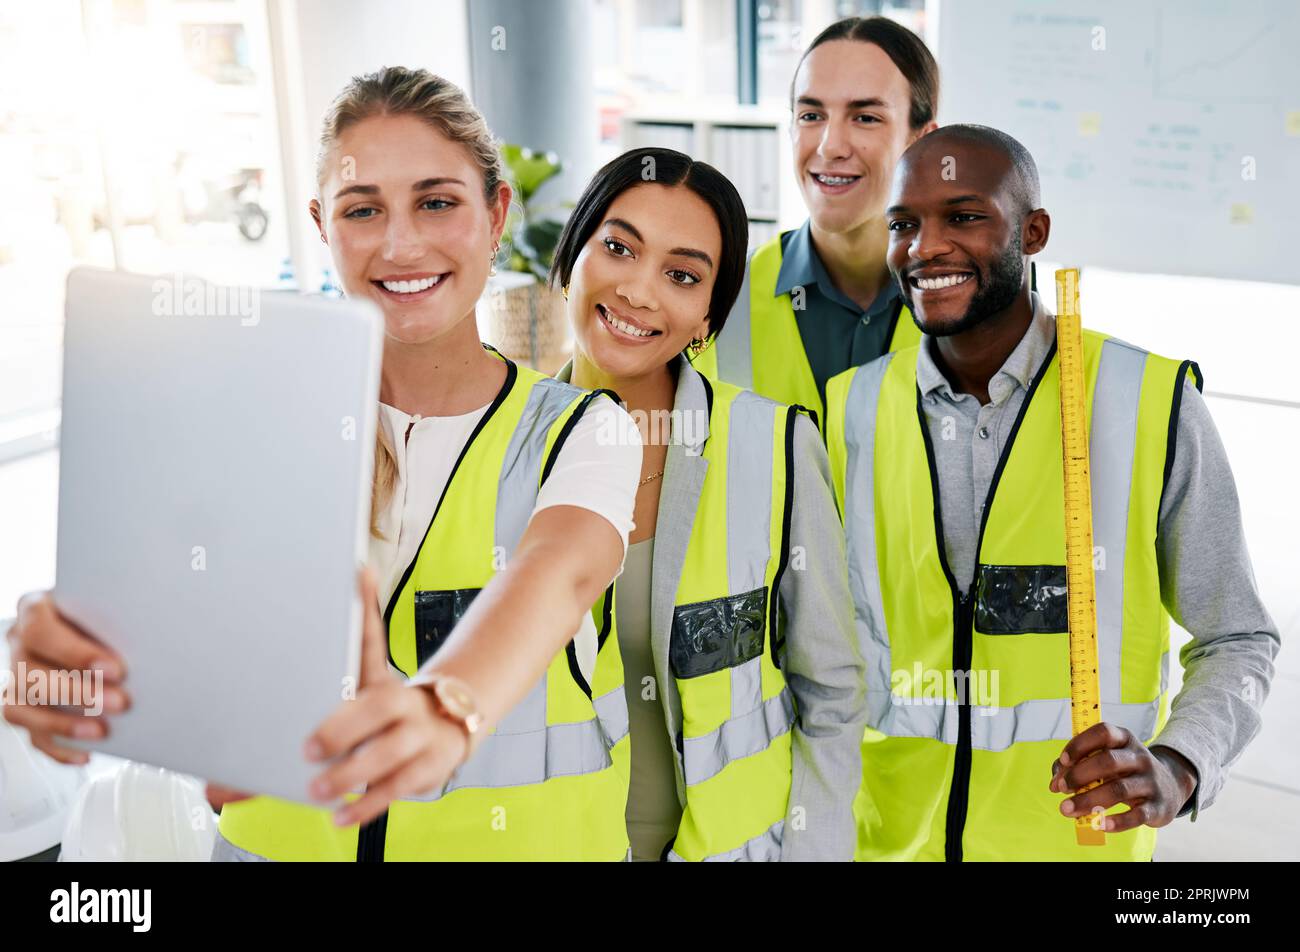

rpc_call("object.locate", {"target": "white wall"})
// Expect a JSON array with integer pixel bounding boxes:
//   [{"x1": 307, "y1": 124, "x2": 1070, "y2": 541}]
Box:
[
  {"x1": 268, "y1": 0, "x2": 470, "y2": 288},
  {"x1": 293, "y1": 0, "x2": 470, "y2": 148}
]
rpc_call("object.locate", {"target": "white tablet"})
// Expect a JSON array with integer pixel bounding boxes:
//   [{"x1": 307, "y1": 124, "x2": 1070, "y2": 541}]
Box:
[{"x1": 55, "y1": 267, "x2": 382, "y2": 803}]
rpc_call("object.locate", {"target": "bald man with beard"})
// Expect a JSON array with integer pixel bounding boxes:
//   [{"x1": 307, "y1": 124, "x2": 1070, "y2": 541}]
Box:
[{"x1": 824, "y1": 124, "x2": 1278, "y2": 861}]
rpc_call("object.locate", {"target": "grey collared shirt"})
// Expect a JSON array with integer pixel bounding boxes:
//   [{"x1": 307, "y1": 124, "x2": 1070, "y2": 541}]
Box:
[
  {"x1": 914, "y1": 292, "x2": 1280, "y2": 818},
  {"x1": 774, "y1": 221, "x2": 902, "y2": 409}
]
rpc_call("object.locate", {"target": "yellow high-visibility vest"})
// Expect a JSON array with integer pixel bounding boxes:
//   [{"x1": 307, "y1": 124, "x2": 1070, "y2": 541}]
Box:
[
  {"x1": 596, "y1": 368, "x2": 808, "y2": 860},
  {"x1": 694, "y1": 234, "x2": 921, "y2": 430},
  {"x1": 826, "y1": 331, "x2": 1201, "y2": 861},
  {"x1": 219, "y1": 355, "x2": 631, "y2": 860}
]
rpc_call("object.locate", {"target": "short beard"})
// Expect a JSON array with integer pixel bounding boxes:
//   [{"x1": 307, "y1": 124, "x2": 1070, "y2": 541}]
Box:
[{"x1": 906, "y1": 234, "x2": 1026, "y2": 338}]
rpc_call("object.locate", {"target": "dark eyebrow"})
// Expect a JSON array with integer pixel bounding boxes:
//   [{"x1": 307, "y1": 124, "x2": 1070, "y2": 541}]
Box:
[
  {"x1": 412, "y1": 177, "x2": 467, "y2": 191},
  {"x1": 886, "y1": 194, "x2": 989, "y2": 215},
  {"x1": 795, "y1": 96, "x2": 890, "y2": 110},
  {"x1": 668, "y1": 247, "x2": 714, "y2": 269},
  {"x1": 604, "y1": 218, "x2": 713, "y2": 269},
  {"x1": 334, "y1": 183, "x2": 379, "y2": 200},
  {"x1": 333, "y1": 177, "x2": 467, "y2": 200},
  {"x1": 604, "y1": 217, "x2": 643, "y2": 243}
]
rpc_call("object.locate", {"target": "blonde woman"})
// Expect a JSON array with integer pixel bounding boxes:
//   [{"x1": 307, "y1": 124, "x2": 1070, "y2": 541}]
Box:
[
  {"x1": 551, "y1": 148, "x2": 867, "y2": 861},
  {"x1": 4, "y1": 67, "x2": 642, "y2": 861}
]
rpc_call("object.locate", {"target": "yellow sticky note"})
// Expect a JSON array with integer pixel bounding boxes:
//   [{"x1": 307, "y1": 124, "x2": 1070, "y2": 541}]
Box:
[
  {"x1": 1078, "y1": 112, "x2": 1102, "y2": 137},
  {"x1": 1229, "y1": 203, "x2": 1254, "y2": 225},
  {"x1": 1285, "y1": 111, "x2": 1300, "y2": 136}
]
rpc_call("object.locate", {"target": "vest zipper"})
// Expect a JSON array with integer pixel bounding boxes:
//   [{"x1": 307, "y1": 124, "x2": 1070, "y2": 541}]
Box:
[
  {"x1": 356, "y1": 812, "x2": 387, "y2": 863},
  {"x1": 943, "y1": 589, "x2": 974, "y2": 863},
  {"x1": 925, "y1": 341, "x2": 1058, "y2": 863}
]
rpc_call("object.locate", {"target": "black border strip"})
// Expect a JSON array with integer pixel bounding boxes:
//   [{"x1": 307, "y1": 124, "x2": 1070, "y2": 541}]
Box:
[
  {"x1": 1159, "y1": 359, "x2": 1201, "y2": 513},
  {"x1": 885, "y1": 297, "x2": 905, "y2": 351},
  {"x1": 357, "y1": 356, "x2": 518, "y2": 863},
  {"x1": 699, "y1": 372, "x2": 715, "y2": 455},
  {"x1": 540, "y1": 387, "x2": 620, "y2": 485},
  {"x1": 596, "y1": 581, "x2": 614, "y2": 653},
  {"x1": 381, "y1": 359, "x2": 518, "y2": 647},
  {"x1": 917, "y1": 338, "x2": 1058, "y2": 863},
  {"x1": 973, "y1": 340, "x2": 1057, "y2": 557},
  {"x1": 915, "y1": 385, "x2": 968, "y2": 863},
  {"x1": 569, "y1": 578, "x2": 615, "y2": 700},
  {"x1": 541, "y1": 384, "x2": 620, "y2": 700},
  {"x1": 767, "y1": 404, "x2": 805, "y2": 668}
]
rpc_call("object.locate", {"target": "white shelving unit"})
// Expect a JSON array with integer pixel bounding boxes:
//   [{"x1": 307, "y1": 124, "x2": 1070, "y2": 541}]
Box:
[{"x1": 621, "y1": 101, "x2": 802, "y2": 249}]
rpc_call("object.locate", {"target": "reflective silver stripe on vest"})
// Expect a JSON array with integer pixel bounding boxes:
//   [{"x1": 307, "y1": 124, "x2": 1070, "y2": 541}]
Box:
[
  {"x1": 1090, "y1": 339, "x2": 1146, "y2": 705},
  {"x1": 400, "y1": 717, "x2": 615, "y2": 801},
  {"x1": 726, "y1": 390, "x2": 777, "y2": 720},
  {"x1": 682, "y1": 687, "x2": 795, "y2": 787},
  {"x1": 667, "y1": 818, "x2": 783, "y2": 862},
  {"x1": 402, "y1": 685, "x2": 627, "y2": 802},
  {"x1": 495, "y1": 378, "x2": 590, "y2": 555},
  {"x1": 594, "y1": 683, "x2": 630, "y2": 748},
  {"x1": 715, "y1": 250, "x2": 756, "y2": 388},
  {"x1": 841, "y1": 341, "x2": 1162, "y2": 751},
  {"x1": 840, "y1": 356, "x2": 896, "y2": 730},
  {"x1": 402, "y1": 377, "x2": 621, "y2": 801},
  {"x1": 880, "y1": 690, "x2": 1163, "y2": 751}
]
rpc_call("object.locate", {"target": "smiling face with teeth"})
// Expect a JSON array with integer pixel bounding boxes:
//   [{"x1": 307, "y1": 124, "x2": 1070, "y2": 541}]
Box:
[
  {"x1": 885, "y1": 134, "x2": 1051, "y2": 339},
  {"x1": 310, "y1": 113, "x2": 509, "y2": 347},
  {"x1": 791, "y1": 40, "x2": 929, "y2": 238},
  {"x1": 564, "y1": 184, "x2": 719, "y2": 381}
]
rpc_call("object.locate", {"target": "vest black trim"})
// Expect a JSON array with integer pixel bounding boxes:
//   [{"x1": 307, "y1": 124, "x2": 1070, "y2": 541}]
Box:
[
  {"x1": 883, "y1": 297, "x2": 905, "y2": 353},
  {"x1": 915, "y1": 339, "x2": 1058, "y2": 863},
  {"x1": 914, "y1": 384, "x2": 966, "y2": 862},
  {"x1": 766, "y1": 405, "x2": 805, "y2": 669},
  {"x1": 544, "y1": 386, "x2": 621, "y2": 702},
  {"x1": 358, "y1": 358, "x2": 518, "y2": 863},
  {"x1": 541, "y1": 387, "x2": 620, "y2": 485},
  {"x1": 381, "y1": 359, "x2": 518, "y2": 650},
  {"x1": 699, "y1": 372, "x2": 715, "y2": 454},
  {"x1": 1159, "y1": 359, "x2": 1203, "y2": 517}
]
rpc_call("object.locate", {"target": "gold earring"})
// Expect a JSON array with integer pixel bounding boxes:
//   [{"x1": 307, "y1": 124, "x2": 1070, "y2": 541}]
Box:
[
  {"x1": 688, "y1": 336, "x2": 710, "y2": 356},
  {"x1": 489, "y1": 245, "x2": 498, "y2": 277},
  {"x1": 562, "y1": 285, "x2": 569, "y2": 300}
]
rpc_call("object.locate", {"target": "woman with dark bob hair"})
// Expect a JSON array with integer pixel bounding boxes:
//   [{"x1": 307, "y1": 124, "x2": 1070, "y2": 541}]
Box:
[{"x1": 550, "y1": 148, "x2": 866, "y2": 861}]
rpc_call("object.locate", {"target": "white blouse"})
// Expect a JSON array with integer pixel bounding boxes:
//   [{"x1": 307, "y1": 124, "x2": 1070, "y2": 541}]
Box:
[{"x1": 367, "y1": 394, "x2": 642, "y2": 683}]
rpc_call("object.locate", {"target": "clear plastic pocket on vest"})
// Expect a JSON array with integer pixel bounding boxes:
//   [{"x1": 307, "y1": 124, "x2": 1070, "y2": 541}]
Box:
[
  {"x1": 974, "y1": 564, "x2": 1068, "y2": 635},
  {"x1": 670, "y1": 587, "x2": 768, "y2": 679},
  {"x1": 414, "y1": 588, "x2": 481, "y2": 667}
]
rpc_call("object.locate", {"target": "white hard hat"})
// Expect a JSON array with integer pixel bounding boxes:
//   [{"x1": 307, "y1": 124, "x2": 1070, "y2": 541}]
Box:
[
  {"x1": 60, "y1": 762, "x2": 217, "y2": 862},
  {"x1": 0, "y1": 712, "x2": 87, "y2": 861}
]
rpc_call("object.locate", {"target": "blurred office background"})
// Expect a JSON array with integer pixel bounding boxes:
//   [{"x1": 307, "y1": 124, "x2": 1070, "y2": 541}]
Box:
[{"x1": 0, "y1": 0, "x2": 1296, "y2": 860}]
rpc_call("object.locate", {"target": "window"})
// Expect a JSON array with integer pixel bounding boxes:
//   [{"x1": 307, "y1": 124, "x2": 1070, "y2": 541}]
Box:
[
  {"x1": 754, "y1": 0, "x2": 929, "y2": 104},
  {"x1": 0, "y1": 0, "x2": 289, "y2": 612},
  {"x1": 592, "y1": 0, "x2": 738, "y2": 151}
]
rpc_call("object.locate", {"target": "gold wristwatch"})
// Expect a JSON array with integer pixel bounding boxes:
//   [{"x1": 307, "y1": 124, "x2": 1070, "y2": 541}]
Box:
[{"x1": 409, "y1": 672, "x2": 484, "y2": 759}]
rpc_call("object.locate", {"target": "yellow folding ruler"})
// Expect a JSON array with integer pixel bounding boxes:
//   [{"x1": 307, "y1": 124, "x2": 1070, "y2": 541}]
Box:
[{"x1": 1055, "y1": 268, "x2": 1105, "y2": 847}]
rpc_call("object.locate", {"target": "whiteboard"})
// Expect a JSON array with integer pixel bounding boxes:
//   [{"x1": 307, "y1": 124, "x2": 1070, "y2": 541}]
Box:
[{"x1": 936, "y1": 0, "x2": 1300, "y2": 285}]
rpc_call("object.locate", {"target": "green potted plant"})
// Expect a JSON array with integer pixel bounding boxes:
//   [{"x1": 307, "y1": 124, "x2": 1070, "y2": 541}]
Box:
[{"x1": 484, "y1": 144, "x2": 572, "y2": 372}]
